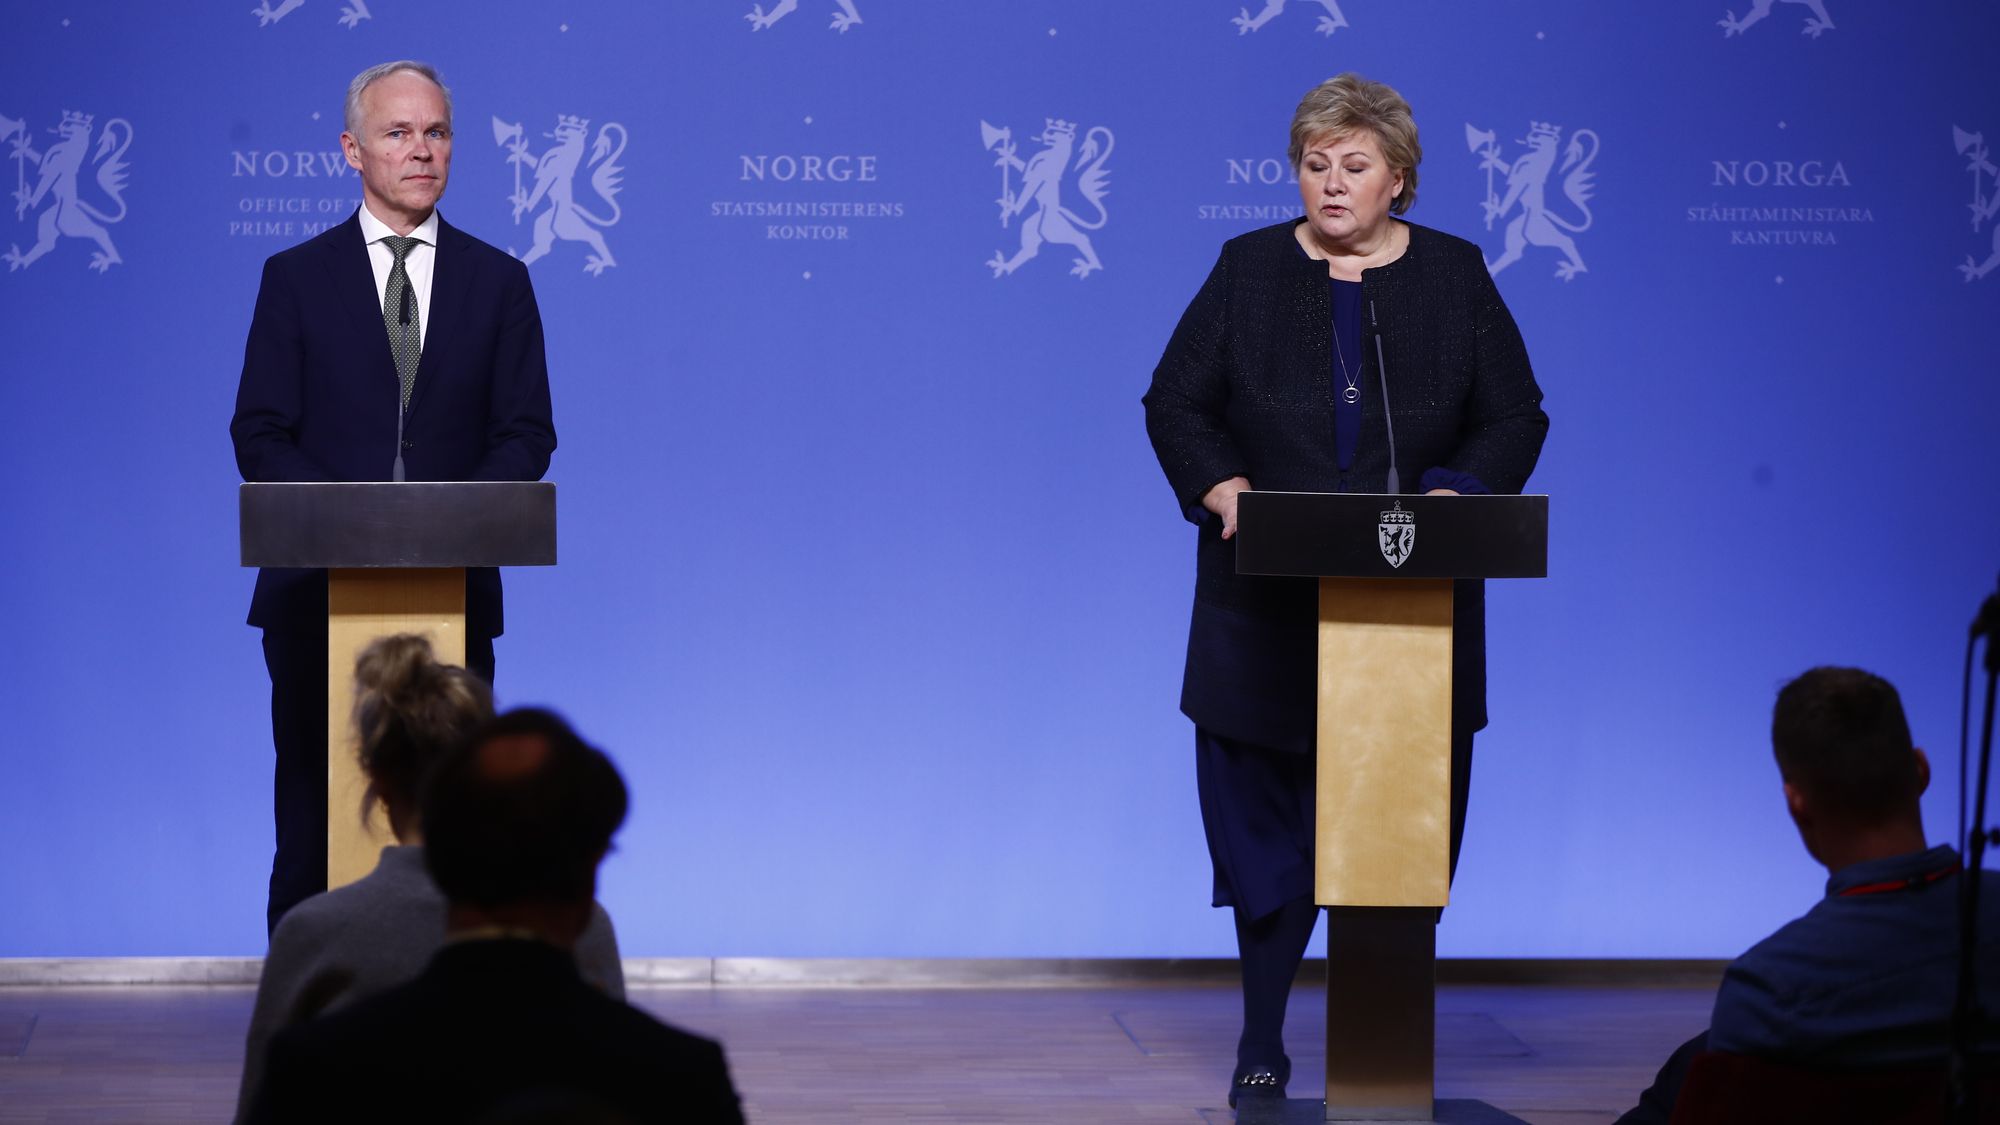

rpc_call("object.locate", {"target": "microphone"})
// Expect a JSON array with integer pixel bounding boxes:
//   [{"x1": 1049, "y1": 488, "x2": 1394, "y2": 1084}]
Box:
[
  {"x1": 392, "y1": 407, "x2": 406, "y2": 482},
  {"x1": 1370, "y1": 300, "x2": 1400, "y2": 495},
  {"x1": 394, "y1": 287, "x2": 412, "y2": 479},
  {"x1": 1973, "y1": 579, "x2": 2000, "y2": 640}
]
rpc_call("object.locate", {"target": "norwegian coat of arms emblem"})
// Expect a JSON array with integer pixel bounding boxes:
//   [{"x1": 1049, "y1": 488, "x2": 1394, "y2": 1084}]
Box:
[
  {"x1": 1231, "y1": 0, "x2": 1349, "y2": 37},
  {"x1": 252, "y1": 0, "x2": 373, "y2": 28},
  {"x1": 492, "y1": 114, "x2": 627, "y2": 276},
  {"x1": 1466, "y1": 120, "x2": 1599, "y2": 280},
  {"x1": 1718, "y1": 0, "x2": 1833, "y2": 39},
  {"x1": 3, "y1": 110, "x2": 133, "y2": 273},
  {"x1": 979, "y1": 117, "x2": 1114, "y2": 279},
  {"x1": 746, "y1": 0, "x2": 861, "y2": 32},
  {"x1": 1955, "y1": 126, "x2": 2000, "y2": 282},
  {"x1": 1378, "y1": 501, "x2": 1414, "y2": 569}
]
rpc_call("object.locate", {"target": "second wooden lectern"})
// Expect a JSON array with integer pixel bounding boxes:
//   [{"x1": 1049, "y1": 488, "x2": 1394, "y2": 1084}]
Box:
[
  {"x1": 1236, "y1": 491, "x2": 1547, "y2": 1124},
  {"x1": 240, "y1": 481, "x2": 556, "y2": 889}
]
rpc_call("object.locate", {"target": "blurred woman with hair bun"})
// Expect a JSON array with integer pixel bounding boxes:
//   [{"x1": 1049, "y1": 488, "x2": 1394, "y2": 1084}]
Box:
[{"x1": 235, "y1": 634, "x2": 624, "y2": 1121}]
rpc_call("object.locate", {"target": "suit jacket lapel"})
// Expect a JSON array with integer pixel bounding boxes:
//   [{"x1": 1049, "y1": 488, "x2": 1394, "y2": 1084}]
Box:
[
  {"x1": 408, "y1": 216, "x2": 468, "y2": 419},
  {"x1": 323, "y1": 212, "x2": 400, "y2": 393}
]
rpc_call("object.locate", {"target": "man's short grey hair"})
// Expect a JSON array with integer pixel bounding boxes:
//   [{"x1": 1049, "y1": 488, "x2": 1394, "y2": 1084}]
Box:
[{"x1": 343, "y1": 61, "x2": 452, "y2": 136}]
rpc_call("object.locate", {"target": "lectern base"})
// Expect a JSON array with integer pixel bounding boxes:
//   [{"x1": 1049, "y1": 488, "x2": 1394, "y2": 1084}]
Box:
[
  {"x1": 1326, "y1": 906, "x2": 1436, "y2": 1115},
  {"x1": 1199, "y1": 1098, "x2": 1527, "y2": 1125}
]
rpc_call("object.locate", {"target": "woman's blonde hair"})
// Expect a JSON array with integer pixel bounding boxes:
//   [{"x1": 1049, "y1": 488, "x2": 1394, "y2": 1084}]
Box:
[
  {"x1": 1288, "y1": 73, "x2": 1422, "y2": 215},
  {"x1": 351, "y1": 633, "x2": 492, "y2": 827}
]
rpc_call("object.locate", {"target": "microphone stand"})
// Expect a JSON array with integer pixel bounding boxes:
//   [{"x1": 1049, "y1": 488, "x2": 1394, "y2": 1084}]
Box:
[
  {"x1": 1951, "y1": 578, "x2": 2000, "y2": 1122},
  {"x1": 1369, "y1": 301, "x2": 1399, "y2": 495}
]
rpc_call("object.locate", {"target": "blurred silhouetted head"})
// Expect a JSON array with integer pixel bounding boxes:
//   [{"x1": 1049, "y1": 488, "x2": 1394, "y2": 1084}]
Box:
[
  {"x1": 422, "y1": 708, "x2": 628, "y2": 910},
  {"x1": 1771, "y1": 666, "x2": 1923, "y2": 827}
]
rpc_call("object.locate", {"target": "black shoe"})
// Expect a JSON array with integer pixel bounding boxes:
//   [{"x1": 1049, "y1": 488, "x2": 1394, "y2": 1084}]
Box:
[{"x1": 1227, "y1": 1062, "x2": 1288, "y2": 1108}]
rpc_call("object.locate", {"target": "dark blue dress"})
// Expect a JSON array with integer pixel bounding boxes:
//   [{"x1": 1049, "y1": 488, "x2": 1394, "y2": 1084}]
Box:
[{"x1": 1194, "y1": 272, "x2": 1483, "y2": 919}]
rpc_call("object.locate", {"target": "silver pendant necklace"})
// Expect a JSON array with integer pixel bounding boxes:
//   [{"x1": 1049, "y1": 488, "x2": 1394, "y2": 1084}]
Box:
[{"x1": 1333, "y1": 328, "x2": 1361, "y2": 405}]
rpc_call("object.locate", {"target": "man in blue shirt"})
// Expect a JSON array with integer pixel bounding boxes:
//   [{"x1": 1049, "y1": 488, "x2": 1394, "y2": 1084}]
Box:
[{"x1": 1618, "y1": 666, "x2": 2000, "y2": 1123}]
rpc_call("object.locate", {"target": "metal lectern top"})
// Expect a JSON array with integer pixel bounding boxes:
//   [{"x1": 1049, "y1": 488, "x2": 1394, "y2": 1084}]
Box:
[
  {"x1": 1234, "y1": 491, "x2": 1547, "y2": 580},
  {"x1": 239, "y1": 481, "x2": 557, "y2": 569}
]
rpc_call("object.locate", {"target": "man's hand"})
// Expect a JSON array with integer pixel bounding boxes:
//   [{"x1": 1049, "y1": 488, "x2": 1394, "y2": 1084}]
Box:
[
  {"x1": 1203, "y1": 476, "x2": 1252, "y2": 540},
  {"x1": 1424, "y1": 488, "x2": 1460, "y2": 496}
]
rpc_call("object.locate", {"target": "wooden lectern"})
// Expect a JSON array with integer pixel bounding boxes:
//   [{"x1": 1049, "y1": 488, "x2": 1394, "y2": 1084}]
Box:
[
  {"x1": 1235, "y1": 491, "x2": 1547, "y2": 1125},
  {"x1": 239, "y1": 481, "x2": 556, "y2": 889}
]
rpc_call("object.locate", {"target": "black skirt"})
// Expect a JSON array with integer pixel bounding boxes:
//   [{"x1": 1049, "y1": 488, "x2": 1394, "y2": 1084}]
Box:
[
  {"x1": 1195, "y1": 727, "x2": 1315, "y2": 922},
  {"x1": 1195, "y1": 724, "x2": 1477, "y2": 923}
]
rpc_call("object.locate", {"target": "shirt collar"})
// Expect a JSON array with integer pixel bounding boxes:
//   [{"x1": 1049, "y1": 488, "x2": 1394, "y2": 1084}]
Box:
[
  {"x1": 1824, "y1": 843, "x2": 1960, "y2": 897},
  {"x1": 357, "y1": 203, "x2": 440, "y2": 248}
]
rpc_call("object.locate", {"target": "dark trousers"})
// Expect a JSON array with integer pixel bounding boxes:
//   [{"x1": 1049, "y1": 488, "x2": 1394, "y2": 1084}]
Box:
[
  {"x1": 1199, "y1": 725, "x2": 1476, "y2": 1072},
  {"x1": 261, "y1": 625, "x2": 494, "y2": 935}
]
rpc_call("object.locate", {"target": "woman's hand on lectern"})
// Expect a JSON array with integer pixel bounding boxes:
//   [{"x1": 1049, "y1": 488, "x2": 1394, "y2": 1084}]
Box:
[{"x1": 1203, "y1": 477, "x2": 1252, "y2": 540}]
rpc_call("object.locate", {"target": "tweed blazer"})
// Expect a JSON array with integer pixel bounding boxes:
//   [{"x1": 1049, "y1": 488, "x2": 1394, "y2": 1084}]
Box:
[{"x1": 1143, "y1": 219, "x2": 1548, "y2": 751}]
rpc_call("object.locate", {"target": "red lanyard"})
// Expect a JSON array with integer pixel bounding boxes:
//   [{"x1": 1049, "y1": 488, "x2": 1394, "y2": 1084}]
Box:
[{"x1": 1838, "y1": 863, "x2": 1962, "y2": 897}]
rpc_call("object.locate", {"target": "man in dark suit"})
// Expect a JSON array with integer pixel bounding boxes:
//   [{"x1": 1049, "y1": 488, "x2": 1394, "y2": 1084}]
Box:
[
  {"x1": 245, "y1": 709, "x2": 745, "y2": 1125},
  {"x1": 230, "y1": 60, "x2": 555, "y2": 932}
]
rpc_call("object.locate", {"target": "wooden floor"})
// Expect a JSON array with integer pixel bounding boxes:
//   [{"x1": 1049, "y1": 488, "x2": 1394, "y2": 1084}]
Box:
[{"x1": 0, "y1": 981, "x2": 1709, "y2": 1123}]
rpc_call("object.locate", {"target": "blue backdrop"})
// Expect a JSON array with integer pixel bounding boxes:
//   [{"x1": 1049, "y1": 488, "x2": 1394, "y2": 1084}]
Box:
[{"x1": 2, "y1": 1, "x2": 1996, "y2": 959}]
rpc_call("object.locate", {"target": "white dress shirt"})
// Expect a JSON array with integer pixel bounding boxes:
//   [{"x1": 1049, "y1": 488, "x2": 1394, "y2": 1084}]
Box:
[{"x1": 356, "y1": 204, "x2": 438, "y2": 349}]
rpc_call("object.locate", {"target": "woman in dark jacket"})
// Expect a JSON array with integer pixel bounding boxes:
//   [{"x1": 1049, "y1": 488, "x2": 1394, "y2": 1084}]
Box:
[{"x1": 1142, "y1": 73, "x2": 1549, "y2": 1107}]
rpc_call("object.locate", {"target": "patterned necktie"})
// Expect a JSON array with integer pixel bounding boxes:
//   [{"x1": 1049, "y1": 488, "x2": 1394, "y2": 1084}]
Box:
[{"x1": 380, "y1": 234, "x2": 423, "y2": 411}]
